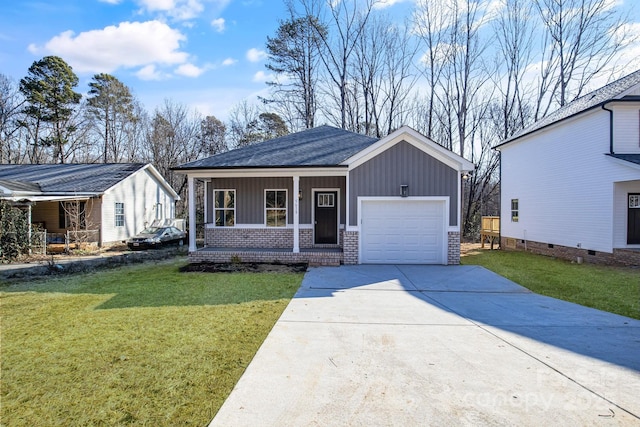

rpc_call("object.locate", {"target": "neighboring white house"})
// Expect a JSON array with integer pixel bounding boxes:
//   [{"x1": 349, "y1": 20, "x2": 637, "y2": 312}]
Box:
[
  {"x1": 0, "y1": 163, "x2": 180, "y2": 246},
  {"x1": 495, "y1": 70, "x2": 640, "y2": 265}
]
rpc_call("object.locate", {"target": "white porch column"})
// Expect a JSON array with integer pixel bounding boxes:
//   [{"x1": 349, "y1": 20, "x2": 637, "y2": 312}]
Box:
[
  {"x1": 203, "y1": 180, "x2": 209, "y2": 225},
  {"x1": 293, "y1": 175, "x2": 300, "y2": 253},
  {"x1": 345, "y1": 173, "x2": 350, "y2": 228},
  {"x1": 188, "y1": 175, "x2": 197, "y2": 252}
]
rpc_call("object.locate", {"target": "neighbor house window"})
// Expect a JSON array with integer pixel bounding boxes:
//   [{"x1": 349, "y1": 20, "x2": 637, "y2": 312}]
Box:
[
  {"x1": 214, "y1": 190, "x2": 235, "y2": 226},
  {"x1": 115, "y1": 202, "x2": 125, "y2": 227},
  {"x1": 511, "y1": 199, "x2": 519, "y2": 222},
  {"x1": 265, "y1": 189, "x2": 287, "y2": 227}
]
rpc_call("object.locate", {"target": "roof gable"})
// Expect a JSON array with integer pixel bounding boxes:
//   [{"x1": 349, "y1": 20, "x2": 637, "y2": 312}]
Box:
[
  {"x1": 345, "y1": 126, "x2": 474, "y2": 172},
  {"x1": 175, "y1": 125, "x2": 378, "y2": 169},
  {"x1": 498, "y1": 69, "x2": 640, "y2": 147}
]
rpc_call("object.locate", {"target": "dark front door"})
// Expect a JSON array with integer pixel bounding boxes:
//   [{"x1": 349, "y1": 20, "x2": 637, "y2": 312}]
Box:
[
  {"x1": 628, "y1": 194, "x2": 640, "y2": 244},
  {"x1": 314, "y1": 191, "x2": 338, "y2": 244}
]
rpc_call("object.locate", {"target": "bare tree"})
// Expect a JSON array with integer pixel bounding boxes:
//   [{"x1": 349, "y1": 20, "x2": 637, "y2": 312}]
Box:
[
  {"x1": 143, "y1": 99, "x2": 202, "y2": 216},
  {"x1": 443, "y1": 0, "x2": 494, "y2": 159},
  {"x1": 199, "y1": 115, "x2": 227, "y2": 156},
  {"x1": 295, "y1": 0, "x2": 376, "y2": 130},
  {"x1": 86, "y1": 73, "x2": 139, "y2": 163},
  {"x1": 351, "y1": 16, "x2": 417, "y2": 137},
  {"x1": 412, "y1": 0, "x2": 452, "y2": 138},
  {"x1": 265, "y1": 13, "x2": 326, "y2": 130},
  {"x1": 227, "y1": 99, "x2": 261, "y2": 148},
  {"x1": 492, "y1": 0, "x2": 535, "y2": 138},
  {"x1": 533, "y1": 0, "x2": 631, "y2": 119},
  {"x1": 0, "y1": 74, "x2": 26, "y2": 164}
]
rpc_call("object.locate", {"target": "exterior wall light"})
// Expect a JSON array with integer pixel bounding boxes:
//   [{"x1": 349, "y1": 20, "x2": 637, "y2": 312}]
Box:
[
  {"x1": 400, "y1": 184, "x2": 409, "y2": 197},
  {"x1": 298, "y1": 190, "x2": 303, "y2": 200}
]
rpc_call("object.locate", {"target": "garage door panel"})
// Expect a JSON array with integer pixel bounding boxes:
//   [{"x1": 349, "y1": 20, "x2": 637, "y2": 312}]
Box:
[{"x1": 360, "y1": 199, "x2": 446, "y2": 264}]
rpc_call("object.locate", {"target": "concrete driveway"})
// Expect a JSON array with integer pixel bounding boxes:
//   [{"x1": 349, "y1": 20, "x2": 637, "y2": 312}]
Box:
[{"x1": 210, "y1": 265, "x2": 640, "y2": 426}]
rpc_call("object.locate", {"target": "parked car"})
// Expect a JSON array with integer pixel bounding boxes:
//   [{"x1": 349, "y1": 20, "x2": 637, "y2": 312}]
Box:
[{"x1": 127, "y1": 226, "x2": 186, "y2": 250}]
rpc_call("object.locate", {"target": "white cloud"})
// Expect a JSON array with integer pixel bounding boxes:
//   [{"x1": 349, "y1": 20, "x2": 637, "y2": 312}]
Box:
[
  {"x1": 28, "y1": 21, "x2": 188, "y2": 74},
  {"x1": 99, "y1": 0, "x2": 122, "y2": 4},
  {"x1": 374, "y1": 0, "x2": 410, "y2": 9},
  {"x1": 211, "y1": 17, "x2": 225, "y2": 32},
  {"x1": 136, "y1": 64, "x2": 165, "y2": 80},
  {"x1": 252, "y1": 71, "x2": 273, "y2": 82},
  {"x1": 246, "y1": 48, "x2": 267, "y2": 62},
  {"x1": 222, "y1": 57, "x2": 237, "y2": 66},
  {"x1": 175, "y1": 63, "x2": 205, "y2": 77},
  {"x1": 135, "y1": 0, "x2": 231, "y2": 21}
]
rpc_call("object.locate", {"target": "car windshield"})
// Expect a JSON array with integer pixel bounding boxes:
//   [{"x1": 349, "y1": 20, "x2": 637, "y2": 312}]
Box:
[{"x1": 141, "y1": 227, "x2": 163, "y2": 235}]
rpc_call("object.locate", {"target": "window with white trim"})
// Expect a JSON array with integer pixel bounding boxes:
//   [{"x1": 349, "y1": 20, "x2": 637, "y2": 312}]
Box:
[
  {"x1": 214, "y1": 190, "x2": 235, "y2": 227},
  {"x1": 265, "y1": 189, "x2": 287, "y2": 227},
  {"x1": 115, "y1": 202, "x2": 124, "y2": 227},
  {"x1": 511, "y1": 199, "x2": 519, "y2": 222},
  {"x1": 317, "y1": 193, "x2": 335, "y2": 207}
]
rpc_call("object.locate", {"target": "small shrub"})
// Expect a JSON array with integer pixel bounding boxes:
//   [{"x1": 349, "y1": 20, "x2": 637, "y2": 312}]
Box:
[{"x1": 0, "y1": 201, "x2": 30, "y2": 261}]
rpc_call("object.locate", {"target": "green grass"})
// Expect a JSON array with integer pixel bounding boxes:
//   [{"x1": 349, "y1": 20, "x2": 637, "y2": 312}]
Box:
[
  {"x1": 462, "y1": 249, "x2": 640, "y2": 320},
  {"x1": 0, "y1": 258, "x2": 303, "y2": 426}
]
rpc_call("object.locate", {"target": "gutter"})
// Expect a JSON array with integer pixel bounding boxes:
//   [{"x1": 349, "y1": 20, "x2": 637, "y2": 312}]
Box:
[{"x1": 601, "y1": 103, "x2": 614, "y2": 154}]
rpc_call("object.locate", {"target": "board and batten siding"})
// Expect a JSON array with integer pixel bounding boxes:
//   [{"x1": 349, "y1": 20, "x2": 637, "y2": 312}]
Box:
[
  {"x1": 207, "y1": 176, "x2": 346, "y2": 225},
  {"x1": 101, "y1": 168, "x2": 176, "y2": 243},
  {"x1": 348, "y1": 140, "x2": 458, "y2": 227},
  {"x1": 500, "y1": 107, "x2": 640, "y2": 253}
]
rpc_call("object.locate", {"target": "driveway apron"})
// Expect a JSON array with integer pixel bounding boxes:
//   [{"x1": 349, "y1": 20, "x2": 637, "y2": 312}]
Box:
[{"x1": 210, "y1": 265, "x2": 640, "y2": 426}]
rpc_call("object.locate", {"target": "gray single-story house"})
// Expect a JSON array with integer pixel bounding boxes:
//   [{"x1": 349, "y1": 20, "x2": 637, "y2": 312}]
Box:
[{"x1": 175, "y1": 125, "x2": 474, "y2": 265}]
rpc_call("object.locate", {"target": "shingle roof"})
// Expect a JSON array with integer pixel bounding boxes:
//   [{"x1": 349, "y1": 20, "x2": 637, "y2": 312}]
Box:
[
  {"x1": 498, "y1": 69, "x2": 640, "y2": 146},
  {"x1": 0, "y1": 163, "x2": 147, "y2": 194},
  {"x1": 607, "y1": 154, "x2": 640, "y2": 166},
  {"x1": 175, "y1": 125, "x2": 378, "y2": 169}
]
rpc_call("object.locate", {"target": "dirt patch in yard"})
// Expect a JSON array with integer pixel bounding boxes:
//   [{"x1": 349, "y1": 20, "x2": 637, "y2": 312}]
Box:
[{"x1": 179, "y1": 262, "x2": 308, "y2": 274}]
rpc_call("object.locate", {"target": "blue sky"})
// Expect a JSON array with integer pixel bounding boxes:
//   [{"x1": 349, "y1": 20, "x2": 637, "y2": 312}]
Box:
[{"x1": 0, "y1": 0, "x2": 638, "y2": 121}]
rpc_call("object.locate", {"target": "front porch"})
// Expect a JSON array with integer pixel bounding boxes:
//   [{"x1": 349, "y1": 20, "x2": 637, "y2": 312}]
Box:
[{"x1": 189, "y1": 247, "x2": 343, "y2": 266}]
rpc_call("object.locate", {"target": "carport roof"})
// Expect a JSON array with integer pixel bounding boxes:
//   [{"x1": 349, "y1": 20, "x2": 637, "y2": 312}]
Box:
[
  {"x1": 0, "y1": 163, "x2": 147, "y2": 194},
  {"x1": 174, "y1": 125, "x2": 378, "y2": 170}
]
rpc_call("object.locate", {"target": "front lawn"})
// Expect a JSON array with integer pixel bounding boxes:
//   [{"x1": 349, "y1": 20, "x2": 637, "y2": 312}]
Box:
[
  {"x1": 0, "y1": 258, "x2": 303, "y2": 426},
  {"x1": 462, "y1": 248, "x2": 639, "y2": 320}
]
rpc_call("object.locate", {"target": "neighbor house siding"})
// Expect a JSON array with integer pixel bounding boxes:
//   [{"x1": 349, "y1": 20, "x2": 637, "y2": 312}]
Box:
[
  {"x1": 348, "y1": 141, "x2": 458, "y2": 227},
  {"x1": 612, "y1": 104, "x2": 640, "y2": 153},
  {"x1": 31, "y1": 199, "x2": 101, "y2": 235},
  {"x1": 501, "y1": 108, "x2": 640, "y2": 254},
  {"x1": 31, "y1": 201, "x2": 66, "y2": 233},
  {"x1": 101, "y1": 168, "x2": 176, "y2": 243}
]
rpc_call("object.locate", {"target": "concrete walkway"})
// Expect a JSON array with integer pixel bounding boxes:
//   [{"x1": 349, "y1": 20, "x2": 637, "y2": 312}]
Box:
[{"x1": 211, "y1": 265, "x2": 640, "y2": 426}]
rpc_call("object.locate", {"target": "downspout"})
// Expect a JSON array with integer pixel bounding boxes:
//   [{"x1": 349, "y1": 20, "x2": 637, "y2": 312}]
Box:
[{"x1": 601, "y1": 103, "x2": 614, "y2": 154}]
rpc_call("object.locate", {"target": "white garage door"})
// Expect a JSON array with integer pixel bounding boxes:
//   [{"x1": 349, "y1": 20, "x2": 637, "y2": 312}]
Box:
[{"x1": 360, "y1": 199, "x2": 446, "y2": 264}]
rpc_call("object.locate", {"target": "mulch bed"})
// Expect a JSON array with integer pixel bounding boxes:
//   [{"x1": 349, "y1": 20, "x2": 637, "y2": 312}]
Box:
[{"x1": 179, "y1": 262, "x2": 308, "y2": 273}]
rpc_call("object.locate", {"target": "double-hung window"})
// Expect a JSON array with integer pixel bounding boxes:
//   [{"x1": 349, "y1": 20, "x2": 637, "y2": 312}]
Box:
[
  {"x1": 265, "y1": 189, "x2": 287, "y2": 227},
  {"x1": 511, "y1": 199, "x2": 519, "y2": 222},
  {"x1": 214, "y1": 190, "x2": 235, "y2": 226},
  {"x1": 115, "y1": 202, "x2": 124, "y2": 227}
]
